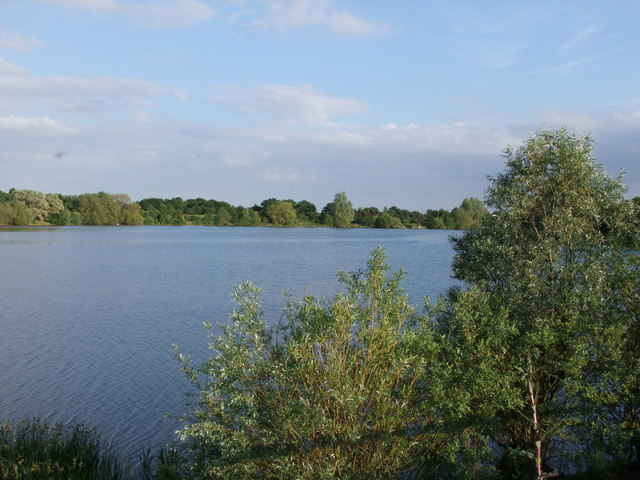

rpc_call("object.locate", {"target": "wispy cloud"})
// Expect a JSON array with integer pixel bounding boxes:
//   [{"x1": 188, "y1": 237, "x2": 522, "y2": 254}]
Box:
[
  {"x1": 120, "y1": 0, "x2": 216, "y2": 29},
  {"x1": 0, "y1": 115, "x2": 78, "y2": 135},
  {"x1": 37, "y1": 0, "x2": 387, "y2": 35},
  {"x1": 210, "y1": 84, "x2": 367, "y2": 126},
  {"x1": 613, "y1": 110, "x2": 640, "y2": 125},
  {"x1": 0, "y1": 65, "x2": 168, "y2": 111},
  {"x1": 447, "y1": 3, "x2": 540, "y2": 68},
  {"x1": 37, "y1": 0, "x2": 120, "y2": 12},
  {"x1": 0, "y1": 30, "x2": 45, "y2": 52},
  {"x1": 536, "y1": 108, "x2": 600, "y2": 131},
  {"x1": 562, "y1": 26, "x2": 601, "y2": 52},
  {"x1": 0, "y1": 57, "x2": 27, "y2": 75},
  {"x1": 538, "y1": 51, "x2": 610, "y2": 75},
  {"x1": 37, "y1": 0, "x2": 216, "y2": 29},
  {"x1": 248, "y1": 0, "x2": 390, "y2": 37},
  {"x1": 262, "y1": 170, "x2": 302, "y2": 182},
  {"x1": 370, "y1": 122, "x2": 519, "y2": 155}
]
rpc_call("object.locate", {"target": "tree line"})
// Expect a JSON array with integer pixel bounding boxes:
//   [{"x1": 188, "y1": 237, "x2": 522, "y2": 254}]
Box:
[{"x1": 0, "y1": 188, "x2": 490, "y2": 230}]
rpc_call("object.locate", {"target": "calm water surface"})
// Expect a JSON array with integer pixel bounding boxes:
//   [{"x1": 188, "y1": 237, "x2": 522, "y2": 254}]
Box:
[{"x1": 0, "y1": 226, "x2": 458, "y2": 460}]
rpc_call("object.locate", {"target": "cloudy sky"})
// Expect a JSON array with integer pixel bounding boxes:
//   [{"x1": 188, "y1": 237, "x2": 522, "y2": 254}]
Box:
[{"x1": 1, "y1": 0, "x2": 639, "y2": 210}]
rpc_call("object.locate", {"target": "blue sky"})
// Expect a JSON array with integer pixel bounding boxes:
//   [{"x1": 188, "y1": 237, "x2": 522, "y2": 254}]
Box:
[{"x1": 1, "y1": 0, "x2": 638, "y2": 211}]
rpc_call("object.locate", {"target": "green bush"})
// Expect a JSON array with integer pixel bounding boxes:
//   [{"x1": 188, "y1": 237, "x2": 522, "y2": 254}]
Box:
[{"x1": 175, "y1": 247, "x2": 476, "y2": 479}]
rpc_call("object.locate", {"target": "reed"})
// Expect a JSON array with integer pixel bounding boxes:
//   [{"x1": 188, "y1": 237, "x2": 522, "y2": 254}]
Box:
[{"x1": 0, "y1": 418, "x2": 124, "y2": 480}]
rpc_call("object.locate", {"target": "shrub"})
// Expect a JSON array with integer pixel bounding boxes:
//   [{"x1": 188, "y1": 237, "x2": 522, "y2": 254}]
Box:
[{"x1": 175, "y1": 247, "x2": 470, "y2": 479}]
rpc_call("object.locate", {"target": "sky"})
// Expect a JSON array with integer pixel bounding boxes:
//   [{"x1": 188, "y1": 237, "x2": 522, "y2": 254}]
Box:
[{"x1": 1, "y1": 0, "x2": 639, "y2": 211}]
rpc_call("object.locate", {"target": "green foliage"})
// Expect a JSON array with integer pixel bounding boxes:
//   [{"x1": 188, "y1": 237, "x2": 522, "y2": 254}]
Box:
[
  {"x1": 294, "y1": 200, "x2": 318, "y2": 223},
  {"x1": 265, "y1": 200, "x2": 297, "y2": 226},
  {"x1": 458, "y1": 197, "x2": 488, "y2": 227},
  {"x1": 353, "y1": 206, "x2": 380, "y2": 227},
  {"x1": 450, "y1": 197, "x2": 488, "y2": 230},
  {"x1": 449, "y1": 127, "x2": 640, "y2": 476},
  {"x1": 0, "y1": 419, "x2": 123, "y2": 480},
  {"x1": 320, "y1": 201, "x2": 336, "y2": 226},
  {"x1": 237, "y1": 207, "x2": 262, "y2": 226},
  {"x1": 0, "y1": 200, "x2": 35, "y2": 225},
  {"x1": 8, "y1": 189, "x2": 64, "y2": 223},
  {"x1": 176, "y1": 248, "x2": 471, "y2": 479},
  {"x1": 424, "y1": 209, "x2": 455, "y2": 230},
  {"x1": 0, "y1": 186, "x2": 491, "y2": 230},
  {"x1": 332, "y1": 191, "x2": 355, "y2": 228},
  {"x1": 374, "y1": 211, "x2": 404, "y2": 228}
]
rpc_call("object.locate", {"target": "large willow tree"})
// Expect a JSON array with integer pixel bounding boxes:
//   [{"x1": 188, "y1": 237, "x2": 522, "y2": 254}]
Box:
[{"x1": 448, "y1": 128, "x2": 639, "y2": 477}]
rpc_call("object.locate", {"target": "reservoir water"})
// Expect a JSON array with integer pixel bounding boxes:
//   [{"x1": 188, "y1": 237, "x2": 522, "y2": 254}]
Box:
[{"x1": 0, "y1": 226, "x2": 459, "y2": 460}]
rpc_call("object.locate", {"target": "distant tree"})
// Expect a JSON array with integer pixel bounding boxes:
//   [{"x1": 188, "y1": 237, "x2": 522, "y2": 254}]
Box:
[
  {"x1": 449, "y1": 197, "x2": 488, "y2": 230},
  {"x1": 0, "y1": 200, "x2": 34, "y2": 225},
  {"x1": 424, "y1": 209, "x2": 453, "y2": 229},
  {"x1": 216, "y1": 206, "x2": 233, "y2": 226},
  {"x1": 75, "y1": 193, "x2": 108, "y2": 225},
  {"x1": 265, "y1": 201, "x2": 297, "y2": 226},
  {"x1": 333, "y1": 192, "x2": 354, "y2": 228},
  {"x1": 185, "y1": 198, "x2": 207, "y2": 215},
  {"x1": 451, "y1": 207, "x2": 473, "y2": 230},
  {"x1": 9, "y1": 189, "x2": 63, "y2": 222},
  {"x1": 119, "y1": 202, "x2": 144, "y2": 225},
  {"x1": 354, "y1": 206, "x2": 379, "y2": 227},
  {"x1": 385, "y1": 206, "x2": 410, "y2": 227},
  {"x1": 167, "y1": 197, "x2": 185, "y2": 212},
  {"x1": 47, "y1": 208, "x2": 83, "y2": 225},
  {"x1": 294, "y1": 200, "x2": 318, "y2": 223},
  {"x1": 430, "y1": 216, "x2": 447, "y2": 229},
  {"x1": 460, "y1": 197, "x2": 488, "y2": 224},
  {"x1": 237, "y1": 208, "x2": 262, "y2": 226},
  {"x1": 374, "y1": 211, "x2": 403, "y2": 229},
  {"x1": 320, "y1": 201, "x2": 335, "y2": 226}
]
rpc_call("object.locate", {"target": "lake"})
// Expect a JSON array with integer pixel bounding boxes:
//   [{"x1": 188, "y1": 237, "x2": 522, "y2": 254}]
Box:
[{"x1": 0, "y1": 226, "x2": 459, "y2": 461}]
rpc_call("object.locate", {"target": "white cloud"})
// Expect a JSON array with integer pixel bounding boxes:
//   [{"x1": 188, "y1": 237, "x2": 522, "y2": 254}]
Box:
[
  {"x1": 223, "y1": 155, "x2": 252, "y2": 167},
  {"x1": 249, "y1": 0, "x2": 389, "y2": 36},
  {"x1": 539, "y1": 53, "x2": 608, "y2": 75},
  {"x1": 0, "y1": 115, "x2": 78, "y2": 135},
  {"x1": 211, "y1": 84, "x2": 367, "y2": 126},
  {"x1": 0, "y1": 70, "x2": 168, "y2": 111},
  {"x1": 0, "y1": 31, "x2": 45, "y2": 52},
  {"x1": 536, "y1": 109, "x2": 600, "y2": 131},
  {"x1": 172, "y1": 88, "x2": 188, "y2": 101},
  {"x1": 120, "y1": 0, "x2": 216, "y2": 29},
  {"x1": 373, "y1": 122, "x2": 520, "y2": 154},
  {"x1": 37, "y1": 0, "x2": 118, "y2": 11},
  {"x1": 324, "y1": 11, "x2": 386, "y2": 37},
  {"x1": 613, "y1": 110, "x2": 640, "y2": 125},
  {"x1": 37, "y1": 0, "x2": 215, "y2": 29},
  {"x1": 37, "y1": 0, "x2": 385, "y2": 34},
  {"x1": 301, "y1": 122, "x2": 517, "y2": 156},
  {"x1": 0, "y1": 57, "x2": 26, "y2": 75},
  {"x1": 262, "y1": 170, "x2": 302, "y2": 182}
]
